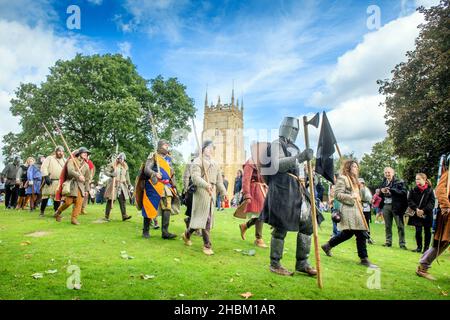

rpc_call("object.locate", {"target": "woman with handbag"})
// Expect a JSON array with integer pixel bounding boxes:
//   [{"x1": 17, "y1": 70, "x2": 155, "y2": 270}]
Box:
[
  {"x1": 238, "y1": 143, "x2": 268, "y2": 248},
  {"x1": 406, "y1": 173, "x2": 435, "y2": 253},
  {"x1": 416, "y1": 155, "x2": 450, "y2": 280},
  {"x1": 321, "y1": 160, "x2": 377, "y2": 268}
]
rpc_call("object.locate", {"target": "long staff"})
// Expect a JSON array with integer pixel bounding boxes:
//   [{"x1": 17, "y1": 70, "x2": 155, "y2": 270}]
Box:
[{"x1": 303, "y1": 115, "x2": 323, "y2": 289}]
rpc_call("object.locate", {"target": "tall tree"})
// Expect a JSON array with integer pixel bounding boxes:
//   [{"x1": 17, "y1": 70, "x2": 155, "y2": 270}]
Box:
[
  {"x1": 2, "y1": 53, "x2": 195, "y2": 179},
  {"x1": 378, "y1": 0, "x2": 450, "y2": 182},
  {"x1": 359, "y1": 137, "x2": 405, "y2": 190}
]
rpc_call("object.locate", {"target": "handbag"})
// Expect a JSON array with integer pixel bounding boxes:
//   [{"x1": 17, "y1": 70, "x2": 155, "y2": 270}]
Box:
[
  {"x1": 331, "y1": 208, "x2": 342, "y2": 223},
  {"x1": 405, "y1": 193, "x2": 425, "y2": 217}
]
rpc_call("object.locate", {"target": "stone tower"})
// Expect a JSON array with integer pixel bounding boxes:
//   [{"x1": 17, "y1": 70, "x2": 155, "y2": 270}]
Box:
[{"x1": 202, "y1": 88, "x2": 245, "y2": 198}]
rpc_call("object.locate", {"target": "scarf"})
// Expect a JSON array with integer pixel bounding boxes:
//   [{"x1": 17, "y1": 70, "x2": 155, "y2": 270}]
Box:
[{"x1": 417, "y1": 182, "x2": 428, "y2": 193}]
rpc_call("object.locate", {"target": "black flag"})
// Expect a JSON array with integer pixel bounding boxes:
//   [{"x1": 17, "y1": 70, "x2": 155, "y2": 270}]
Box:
[{"x1": 315, "y1": 111, "x2": 337, "y2": 184}]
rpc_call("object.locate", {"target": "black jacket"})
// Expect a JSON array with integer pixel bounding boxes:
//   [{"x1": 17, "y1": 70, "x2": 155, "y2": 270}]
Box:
[
  {"x1": 379, "y1": 177, "x2": 408, "y2": 216},
  {"x1": 233, "y1": 176, "x2": 242, "y2": 194},
  {"x1": 407, "y1": 185, "x2": 435, "y2": 228}
]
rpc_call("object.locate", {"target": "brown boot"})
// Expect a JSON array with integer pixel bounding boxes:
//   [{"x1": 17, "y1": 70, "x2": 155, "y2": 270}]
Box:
[
  {"x1": 270, "y1": 265, "x2": 294, "y2": 276},
  {"x1": 239, "y1": 223, "x2": 247, "y2": 240},
  {"x1": 416, "y1": 264, "x2": 436, "y2": 281},
  {"x1": 296, "y1": 265, "x2": 317, "y2": 277},
  {"x1": 122, "y1": 215, "x2": 132, "y2": 221},
  {"x1": 203, "y1": 247, "x2": 214, "y2": 255},
  {"x1": 182, "y1": 231, "x2": 192, "y2": 246},
  {"x1": 71, "y1": 211, "x2": 80, "y2": 225},
  {"x1": 54, "y1": 212, "x2": 62, "y2": 222},
  {"x1": 254, "y1": 238, "x2": 268, "y2": 248}
]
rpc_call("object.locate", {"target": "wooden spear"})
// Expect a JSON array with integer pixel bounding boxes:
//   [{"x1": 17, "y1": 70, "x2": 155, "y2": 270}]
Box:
[{"x1": 302, "y1": 114, "x2": 323, "y2": 289}]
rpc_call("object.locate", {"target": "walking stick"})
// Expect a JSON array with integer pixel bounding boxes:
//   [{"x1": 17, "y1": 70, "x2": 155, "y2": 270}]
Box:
[
  {"x1": 51, "y1": 118, "x2": 83, "y2": 175},
  {"x1": 191, "y1": 118, "x2": 214, "y2": 210},
  {"x1": 303, "y1": 115, "x2": 323, "y2": 289},
  {"x1": 110, "y1": 144, "x2": 119, "y2": 209}
]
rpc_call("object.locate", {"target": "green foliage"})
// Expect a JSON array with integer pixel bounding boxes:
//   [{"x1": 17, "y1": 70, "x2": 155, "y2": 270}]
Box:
[
  {"x1": 2, "y1": 54, "x2": 196, "y2": 181},
  {"x1": 359, "y1": 138, "x2": 405, "y2": 190},
  {"x1": 378, "y1": 1, "x2": 450, "y2": 183}
]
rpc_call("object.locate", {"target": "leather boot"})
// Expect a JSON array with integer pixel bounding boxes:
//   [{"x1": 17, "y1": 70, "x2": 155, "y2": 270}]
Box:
[
  {"x1": 122, "y1": 214, "x2": 132, "y2": 221},
  {"x1": 416, "y1": 264, "x2": 436, "y2": 281},
  {"x1": 71, "y1": 209, "x2": 80, "y2": 225},
  {"x1": 360, "y1": 258, "x2": 378, "y2": 268},
  {"x1": 321, "y1": 242, "x2": 333, "y2": 257},
  {"x1": 142, "y1": 218, "x2": 150, "y2": 239},
  {"x1": 161, "y1": 211, "x2": 176, "y2": 239},
  {"x1": 54, "y1": 211, "x2": 62, "y2": 222}
]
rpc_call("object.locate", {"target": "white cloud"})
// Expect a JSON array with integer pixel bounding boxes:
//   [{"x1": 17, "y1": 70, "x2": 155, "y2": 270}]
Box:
[
  {"x1": 311, "y1": 12, "x2": 424, "y2": 107},
  {"x1": 87, "y1": 0, "x2": 104, "y2": 5},
  {"x1": 116, "y1": 0, "x2": 191, "y2": 42},
  {"x1": 308, "y1": 11, "x2": 427, "y2": 158},
  {"x1": 0, "y1": 19, "x2": 93, "y2": 167},
  {"x1": 118, "y1": 41, "x2": 132, "y2": 57}
]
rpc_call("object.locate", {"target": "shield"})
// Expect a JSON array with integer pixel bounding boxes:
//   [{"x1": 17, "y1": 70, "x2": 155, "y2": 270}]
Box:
[{"x1": 134, "y1": 164, "x2": 146, "y2": 210}]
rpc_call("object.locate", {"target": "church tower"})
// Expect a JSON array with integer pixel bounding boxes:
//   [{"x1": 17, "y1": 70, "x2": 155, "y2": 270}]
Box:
[{"x1": 202, "y1": 88, "x2": 245, "y2": 198}]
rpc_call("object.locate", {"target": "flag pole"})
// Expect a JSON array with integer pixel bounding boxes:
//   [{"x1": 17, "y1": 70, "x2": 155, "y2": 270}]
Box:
[{"x1": 303, "y1": 115, "x2": 323, "y2": 289}]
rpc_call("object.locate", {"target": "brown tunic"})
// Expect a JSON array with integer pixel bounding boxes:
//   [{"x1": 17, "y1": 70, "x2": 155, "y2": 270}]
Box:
[{"x1": 434, "y1": 170, "x2": 450, "y2": 242}]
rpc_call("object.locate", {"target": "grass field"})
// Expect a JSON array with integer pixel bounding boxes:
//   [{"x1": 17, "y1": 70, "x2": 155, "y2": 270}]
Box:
[{"x1": 0, "y1": 204, "x2": 449, "y2": 300}]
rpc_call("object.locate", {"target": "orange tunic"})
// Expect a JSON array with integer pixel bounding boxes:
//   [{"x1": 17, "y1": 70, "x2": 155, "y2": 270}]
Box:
[{"x1": 434, "y1": 171, "x2": 450, "y2": 242}]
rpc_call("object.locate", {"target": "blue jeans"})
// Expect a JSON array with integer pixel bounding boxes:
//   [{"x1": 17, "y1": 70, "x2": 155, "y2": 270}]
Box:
[{"x1": 332, "y1": 220, "x2": 340, "y2": 237}]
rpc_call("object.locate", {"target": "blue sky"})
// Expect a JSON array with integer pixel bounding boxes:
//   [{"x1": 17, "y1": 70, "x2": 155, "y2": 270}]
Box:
[{"x1": 0, "y1": 0, "x2": 440, "y2": 165}]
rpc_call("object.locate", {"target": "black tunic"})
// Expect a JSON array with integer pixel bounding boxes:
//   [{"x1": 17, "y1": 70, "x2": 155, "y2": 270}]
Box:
[{"x1": 260, "y1": 138, "x2": 313, "y2": 233}]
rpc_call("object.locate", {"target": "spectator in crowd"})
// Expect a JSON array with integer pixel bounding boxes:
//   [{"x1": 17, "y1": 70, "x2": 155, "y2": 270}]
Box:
[
  {"x1": 316, "y1": 181, "x2": 324, "y2": 203},
  {"x1": 407, "y1": 173, "x2": 435, "y2": 253},
  {"x1": 416, "y1": 155, "x2": 450, "y2": 280},
  {"x1": 0, "y1": 178, "x2": 5, "y2": 203},
  {"x1": 379, "y1": 167, "x2": 408, "y2": 249},
  {"x1": 1, "y1": 156, "x2": 21, "y2": 209},
  {"x1": 328, "y1": 174, "x2": 341, "y2": 237},
  {"x1": 25, "y1": 156, "x2": 43, "y2": 212},
  {"x1": 372, "y1": 189, "x2": 384, "y2": 224}
]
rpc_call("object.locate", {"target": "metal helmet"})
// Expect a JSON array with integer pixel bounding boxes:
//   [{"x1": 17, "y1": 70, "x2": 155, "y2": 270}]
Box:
[
  {"x1": 13, "y1": 156, "x2": 21, "y2": 165},
  {"x1": 279, "y1": 117, "x2": 300, "y2": 143},
  {"x1": 157, "y1": 139, "x2": 170, "y2": 155},
  {"x1": 76, "y1": 147, "x2": 91, "y2": 156}
]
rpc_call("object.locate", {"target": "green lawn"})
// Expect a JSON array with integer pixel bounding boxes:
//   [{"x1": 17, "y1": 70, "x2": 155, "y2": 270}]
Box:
[{"x1": 0, "y1": 204, "x2": 448, "y2": 300}]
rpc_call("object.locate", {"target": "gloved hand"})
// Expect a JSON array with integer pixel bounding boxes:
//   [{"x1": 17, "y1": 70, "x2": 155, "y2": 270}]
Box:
[
  {"x1": 297, "y1": 148, "x2": 314, "y2": 162},
  {"x1": 44, "y1": 176, "x2": 51, "y2": 186}
]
